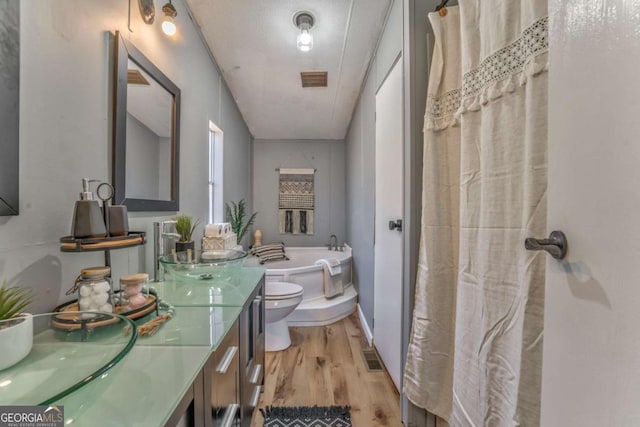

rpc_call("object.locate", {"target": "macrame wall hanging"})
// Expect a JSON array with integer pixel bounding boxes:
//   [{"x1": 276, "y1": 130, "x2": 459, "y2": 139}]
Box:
[{"x1": 278, "y1": 168, "x2": 315, "y2": 235}]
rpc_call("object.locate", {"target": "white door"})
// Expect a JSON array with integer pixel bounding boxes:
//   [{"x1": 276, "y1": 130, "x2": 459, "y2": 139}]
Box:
[
  {"x1": 374, "y1": 58, "x2": 403, "y2": 390},
  {"x1": 541, "y1": 2, "x2": 640, "y2": 425}
]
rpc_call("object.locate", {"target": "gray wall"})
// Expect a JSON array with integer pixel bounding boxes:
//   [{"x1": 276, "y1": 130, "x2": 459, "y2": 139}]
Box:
[
  {"x1": 0, "y1": 0, "x2": 252, "y2": 313},
  {"x1": 252, "y1": 139, "x2": 345, "y2": 248},
  {"x1": 345, "y1": 0, "x2": 403, "y2": 328}
]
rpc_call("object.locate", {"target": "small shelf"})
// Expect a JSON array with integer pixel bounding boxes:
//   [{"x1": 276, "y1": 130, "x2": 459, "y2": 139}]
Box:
[
  {"x1": 59, "y1": 231, "x2": 146, "y2": 252},
  {"x1": 53, "y1": 291, "x2": 158, "y2": 327}
]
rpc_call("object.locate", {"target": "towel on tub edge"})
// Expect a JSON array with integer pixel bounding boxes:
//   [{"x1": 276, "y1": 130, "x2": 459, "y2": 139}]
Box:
[{"x1": 315, "y1": 259, "x2": 344, "y2": 298}]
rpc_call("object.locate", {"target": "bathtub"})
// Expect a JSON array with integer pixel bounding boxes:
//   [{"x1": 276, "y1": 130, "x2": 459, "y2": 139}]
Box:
[{"x1": 244, "y1": 245, "x2": 357, "y2": 327}]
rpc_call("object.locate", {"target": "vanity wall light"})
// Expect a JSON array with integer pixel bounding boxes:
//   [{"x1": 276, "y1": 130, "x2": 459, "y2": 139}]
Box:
[{"x1": 137, "y1": 0, "x2": 178, "y2": 36}]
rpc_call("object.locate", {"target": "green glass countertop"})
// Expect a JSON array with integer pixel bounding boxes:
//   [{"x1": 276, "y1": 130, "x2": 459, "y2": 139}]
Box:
[
  {"x1": 136, "y1": 305, "x2": 242, "y2": 348},
  {"x1": 158, "y1": 267, "x2": 265, "y2": 307},
  {"x1": 58, "y1": 345, "x2": 210, "y2": 426},
  {"x1": 58, "y1": 305, "x2": 246, "y2": 425},
  {"x1": 0, "y1": 312, "x2": 137, "y2": 406},
  {"x1": 11, "y1": 268, "x2": 265, "y2": 425}
]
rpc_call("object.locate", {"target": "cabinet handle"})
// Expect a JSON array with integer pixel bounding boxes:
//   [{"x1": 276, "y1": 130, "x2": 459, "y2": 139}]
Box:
[
  {"x1": 250, "y1": 385, "x2": 262, "y2": 408},
  {"x1": 253, "y1": 297, "x2": 261, "y2": 337},
  {"x1": 220, "y1": 403, "x2": 239, "y2": 427},
  {"x1": 250, "y1": 364, "x2": 262, "y2": 385},
  {"x1": 216, "y1": 346, "x2": 238, "y2": 374}
]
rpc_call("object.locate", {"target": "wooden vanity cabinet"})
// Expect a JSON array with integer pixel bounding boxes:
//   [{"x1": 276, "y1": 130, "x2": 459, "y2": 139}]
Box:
[{"x1": 239, "y1": 276, "x2": 265, "y2": 427}]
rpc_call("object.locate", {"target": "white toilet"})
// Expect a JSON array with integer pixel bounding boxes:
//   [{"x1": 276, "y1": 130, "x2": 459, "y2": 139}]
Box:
[{"x1": 265, "y1": 282, "x2": 304, "y2": 351}]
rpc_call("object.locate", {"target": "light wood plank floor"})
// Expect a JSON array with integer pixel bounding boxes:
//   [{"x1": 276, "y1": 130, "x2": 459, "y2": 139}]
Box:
[{"x1": 251, "y1": 312, "x2": 403, "y2": 427}]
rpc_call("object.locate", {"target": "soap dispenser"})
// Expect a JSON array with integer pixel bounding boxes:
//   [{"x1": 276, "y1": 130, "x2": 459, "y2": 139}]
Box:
[{"x1": 70, "y1": 178, "x2": 107, "y2": 238}]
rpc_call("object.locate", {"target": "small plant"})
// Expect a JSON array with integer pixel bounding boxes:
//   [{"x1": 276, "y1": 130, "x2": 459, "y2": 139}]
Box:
[
  {"x1": 0, "y1": 280, "x2": 33, "y2": 322},
  {"x1": 175, "y1": 214, "x2": 200, "y2": 242},
  {"x1": 226, "y1": 199, "x2": 258, "y2": 244}
]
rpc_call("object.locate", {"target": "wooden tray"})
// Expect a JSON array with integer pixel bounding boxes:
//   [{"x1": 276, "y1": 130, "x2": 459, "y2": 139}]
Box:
[
  {"x1": 59, "y1": 232, "x2": 146, "y2": 252},
  {"x1": 52, "y1": 294, "x2": 157, "y2": 330}
]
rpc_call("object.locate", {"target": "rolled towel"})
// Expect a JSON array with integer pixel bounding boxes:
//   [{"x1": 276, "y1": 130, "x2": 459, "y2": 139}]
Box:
[{"x1": 205, "y1": 223, "x2": 230, "y2": 237}]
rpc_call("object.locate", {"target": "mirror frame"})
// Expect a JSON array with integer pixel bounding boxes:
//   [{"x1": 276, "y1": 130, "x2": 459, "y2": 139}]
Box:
[{"x1": 112, "y1": 31, "x2": 180, "y2": 211}]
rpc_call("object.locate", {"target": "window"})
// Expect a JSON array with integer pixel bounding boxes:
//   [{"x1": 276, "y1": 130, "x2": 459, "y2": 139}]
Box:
[{"x1": 208, "y1": 121, "x2": 224, "y2": 224}]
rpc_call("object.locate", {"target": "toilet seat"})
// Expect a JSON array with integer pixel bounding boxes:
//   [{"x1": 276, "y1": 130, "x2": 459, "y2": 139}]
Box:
[{"x1": 266, "y1": 282, "x2": 303, "y2": 300}]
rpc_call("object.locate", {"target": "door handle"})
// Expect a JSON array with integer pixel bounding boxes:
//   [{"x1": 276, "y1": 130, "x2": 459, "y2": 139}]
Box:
[
  {"x1": 524, "y1": 230, "x2": 568, "y2": 260},
  {"x1": 388, "y1": 219, "x2": 402, "y2": 231}
]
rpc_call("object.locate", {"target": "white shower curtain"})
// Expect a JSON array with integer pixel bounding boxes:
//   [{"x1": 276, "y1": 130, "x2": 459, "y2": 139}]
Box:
[
  {"x1": 403, "y1": 7, "x2": 461, "y2": 421},
  {"x1": 404, "y1": 1, "x2": 548, "y2": 425}
]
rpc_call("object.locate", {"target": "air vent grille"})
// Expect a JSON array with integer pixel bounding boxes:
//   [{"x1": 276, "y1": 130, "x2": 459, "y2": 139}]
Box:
[
  {"x1": 127, "y1": 69, "x2": 150, "y2": 85},
  {"x1": 301, "y1": 71, "x2": 328, "y2": 88},
  {"x1": 361, "y1": 348, "x2": 383, "y2": 372}
]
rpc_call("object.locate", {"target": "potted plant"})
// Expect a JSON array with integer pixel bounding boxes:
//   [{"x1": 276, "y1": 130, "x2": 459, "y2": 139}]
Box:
[
  {"x1": 225, "y1": 199, "x2": 258, "y2": 247},
  {"x1": 0, "y1": 280, "x2": 34, "y2": 370},
  {"x1": 175, "y1": 214, "x2": 200, "y2": 253}
]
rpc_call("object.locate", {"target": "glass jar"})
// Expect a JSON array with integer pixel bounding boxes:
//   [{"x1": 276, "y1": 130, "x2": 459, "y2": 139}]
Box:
[
  {"x1": 119, "y1": 273, "x2": 149, "y2": 311},
  {"x1": 75, "y1": 266, "x2": 113, "y2": 313}
]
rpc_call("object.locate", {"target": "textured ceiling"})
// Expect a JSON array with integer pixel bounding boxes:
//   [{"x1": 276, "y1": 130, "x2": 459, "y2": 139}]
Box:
[{"x1": 185, "y1": 0, "x2": 391, "y2": 140}]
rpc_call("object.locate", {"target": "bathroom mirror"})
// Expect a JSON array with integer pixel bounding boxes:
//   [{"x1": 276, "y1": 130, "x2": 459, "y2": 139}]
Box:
[
  {"x1": 112, "y1": 31, "x2": 180, "y2": 211},
  {"x1": 0, "y1": 1, "x2": 20, "y2": 216}
]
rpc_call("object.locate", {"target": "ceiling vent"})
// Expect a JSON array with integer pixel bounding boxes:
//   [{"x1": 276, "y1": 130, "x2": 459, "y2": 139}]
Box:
[
  {"x1": 300, "y1": 71, "x2": 328, "y2": 88},
  {"x1": 127, "y1": 69, "x2": 150, "y2": 85}
]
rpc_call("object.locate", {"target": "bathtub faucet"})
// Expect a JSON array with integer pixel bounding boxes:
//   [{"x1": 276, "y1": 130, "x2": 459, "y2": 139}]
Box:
[{"x1": 328, "y1": 234, "x2": 338, "y2": 251}]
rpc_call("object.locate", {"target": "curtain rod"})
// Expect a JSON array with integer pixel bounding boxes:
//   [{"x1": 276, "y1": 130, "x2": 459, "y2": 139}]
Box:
[{"x1": 435, "y1": 0, "x2": 449, "y2": 11}]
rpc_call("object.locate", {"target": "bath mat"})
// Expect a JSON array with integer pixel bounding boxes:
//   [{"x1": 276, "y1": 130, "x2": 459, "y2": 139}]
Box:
[
  {"x1": 260, "y1": 405, "x2": 351, "y2": 426},
  {"x1": 278, "y1": 168, "x2": 315, "y2": 235}
]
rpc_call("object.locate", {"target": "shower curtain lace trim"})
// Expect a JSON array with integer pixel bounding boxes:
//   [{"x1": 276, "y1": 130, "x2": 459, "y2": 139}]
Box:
[{"x1": 424, "y1": 15, "x2": 549, "y2": 132}]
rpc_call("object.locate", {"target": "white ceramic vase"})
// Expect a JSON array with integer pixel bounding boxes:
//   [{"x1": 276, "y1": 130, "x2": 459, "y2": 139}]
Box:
[{"x1": 0, "y1": 313, "x2": 33, "y2": 371}]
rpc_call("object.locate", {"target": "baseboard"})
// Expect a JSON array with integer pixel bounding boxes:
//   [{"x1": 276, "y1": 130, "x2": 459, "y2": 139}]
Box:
[{"x1": 357, "y1": 303, "x2": 373, "y2": 346}]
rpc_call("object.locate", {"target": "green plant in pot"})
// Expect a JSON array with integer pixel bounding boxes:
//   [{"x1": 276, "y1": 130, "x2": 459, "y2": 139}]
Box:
[
  {"x1": 0, "y1": 280, "x2": 34, "y2": 370},
  {"x1": 175, "y1": 214, "x2": 200, "y2": 253},
  {"x1": 225, "y1": 199, "x2": 258, "y2": 247}
]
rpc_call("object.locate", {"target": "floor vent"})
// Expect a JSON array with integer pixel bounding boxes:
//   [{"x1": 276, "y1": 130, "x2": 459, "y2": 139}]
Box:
[
  {"x1": 300, "y1": 71, "x2": 328, "y2": 88},
  {"x1": 361, "y1": 348, "x2": 384, "y2": 372}
]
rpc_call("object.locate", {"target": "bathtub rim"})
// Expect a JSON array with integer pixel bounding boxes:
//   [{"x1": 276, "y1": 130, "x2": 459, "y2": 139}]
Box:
[{"x1": 251, "y1": 244, "x2": 352, "y2": 276}]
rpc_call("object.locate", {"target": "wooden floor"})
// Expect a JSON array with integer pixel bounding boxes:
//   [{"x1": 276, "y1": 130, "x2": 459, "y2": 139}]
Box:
[{"x1": 251, "y1": 312, "x2": 403, "y2": 427}]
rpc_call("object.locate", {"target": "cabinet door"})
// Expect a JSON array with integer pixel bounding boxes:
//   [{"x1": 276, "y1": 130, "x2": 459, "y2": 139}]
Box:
[{"x1": 212, "y1": 320, "x2": 240, "y2": 427}]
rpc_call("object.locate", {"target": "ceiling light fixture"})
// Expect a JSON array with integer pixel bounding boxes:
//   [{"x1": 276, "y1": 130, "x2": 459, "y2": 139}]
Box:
[
  {"x1": 294, "y1": 11, "x2": 315, "y2": 52},
  {"x1": 161, "y1": 0, "x2": 177, "y2": 36}
]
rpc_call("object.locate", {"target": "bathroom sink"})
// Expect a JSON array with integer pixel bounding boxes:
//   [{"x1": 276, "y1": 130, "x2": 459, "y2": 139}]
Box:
[
  {"x1": 0, "y1": 312, "x2": 137, "y2": 405},
  {"x1": 159, "y1": 249, "x2": 248, "y2": 282}
]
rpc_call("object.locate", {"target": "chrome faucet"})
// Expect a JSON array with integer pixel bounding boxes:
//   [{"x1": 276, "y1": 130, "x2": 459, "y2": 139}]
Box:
[
  {"x1": 328, "y1": 234, "x2": 338, "y2": 251},
  {"x1": 153, "y1": 220, "x2": 181, "y2": 282}
]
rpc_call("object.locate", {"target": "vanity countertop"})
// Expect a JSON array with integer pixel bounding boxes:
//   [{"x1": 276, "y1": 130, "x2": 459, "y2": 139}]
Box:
[
  {"x1": 57, "y1": 267, "x2": 265, "y2": 426},
  {"x1": 159, "y1": 266, "x2": 266, "y2": 307}
]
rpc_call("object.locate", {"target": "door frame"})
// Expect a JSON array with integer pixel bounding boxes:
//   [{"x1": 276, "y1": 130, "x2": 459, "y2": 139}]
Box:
[{"x1": 402, "y1": 0, "x2": 433, "y2": 425}]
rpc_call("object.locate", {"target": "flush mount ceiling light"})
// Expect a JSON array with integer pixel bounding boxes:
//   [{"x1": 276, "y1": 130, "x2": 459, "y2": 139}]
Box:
[
  {"x1": 161, "y1": 0, "x2": 178, "y2": 36},
  {"x1": 293, "y1": 11, "x2": 315, "y2": 52}
]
